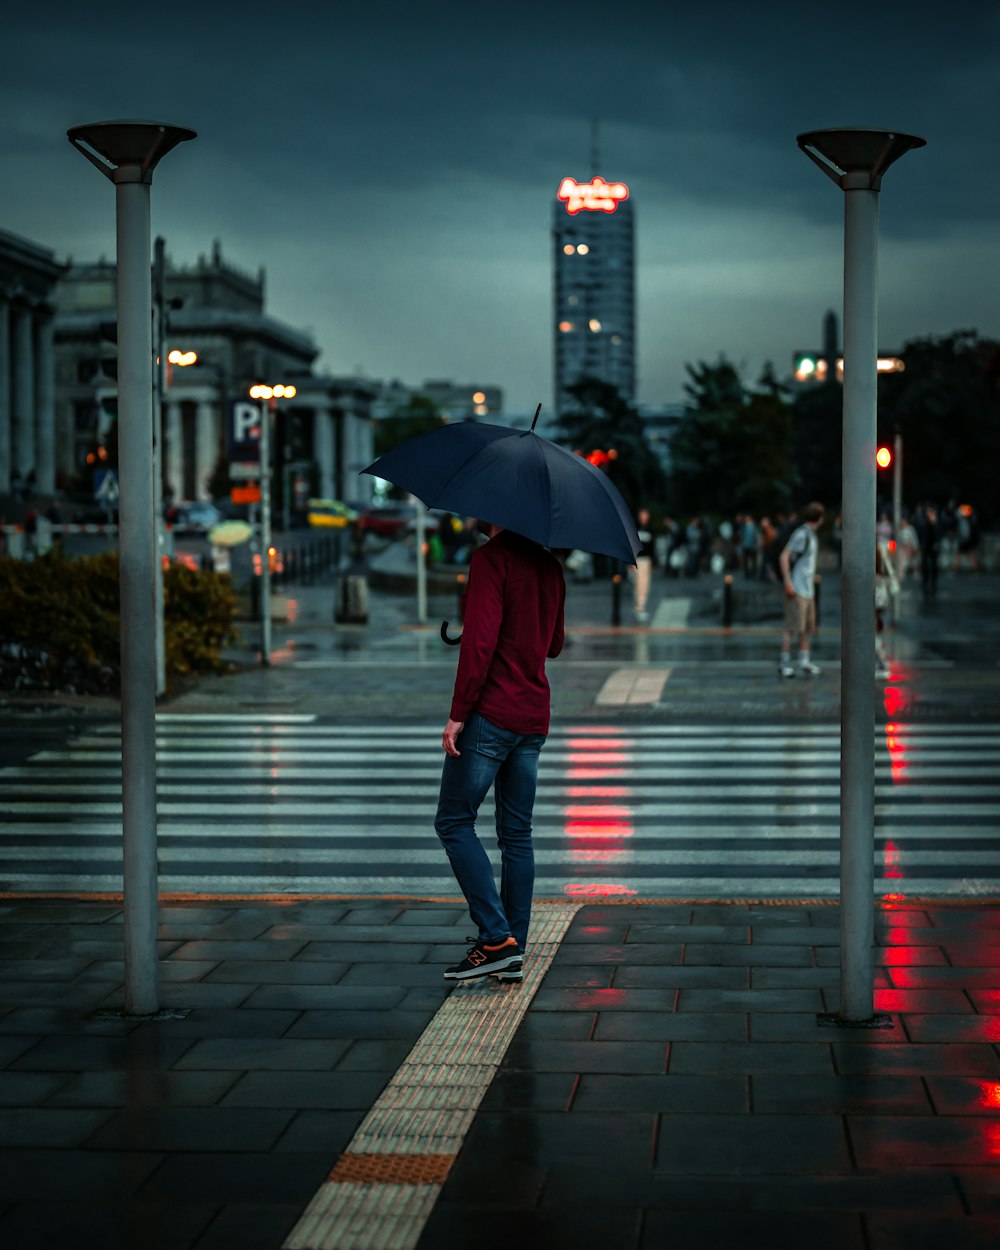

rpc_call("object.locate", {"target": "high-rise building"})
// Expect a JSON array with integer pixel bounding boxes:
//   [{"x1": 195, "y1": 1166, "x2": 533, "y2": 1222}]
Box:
[{"x1": 552, "y1": 174, "x2": 635, "y2": 416}]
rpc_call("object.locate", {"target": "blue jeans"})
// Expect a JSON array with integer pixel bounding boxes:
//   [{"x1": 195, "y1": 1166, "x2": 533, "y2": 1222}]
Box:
[{"x1": 434, "y1": 712, "x2": 546, "y2": 951}]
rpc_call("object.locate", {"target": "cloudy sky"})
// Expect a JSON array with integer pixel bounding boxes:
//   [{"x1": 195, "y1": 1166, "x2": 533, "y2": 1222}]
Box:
[{"x1": 4, "y1": 1, "x2": 999, "y2": 413}]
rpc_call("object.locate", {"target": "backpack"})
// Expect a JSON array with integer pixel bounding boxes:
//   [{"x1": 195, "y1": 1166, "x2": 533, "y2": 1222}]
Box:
[{"x1": 766, "y1": 522, "x2": 796, "y2": 577}]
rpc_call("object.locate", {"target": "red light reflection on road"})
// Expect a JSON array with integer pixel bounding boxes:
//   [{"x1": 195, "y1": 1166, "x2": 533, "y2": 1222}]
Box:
[
  {"x1": 883, "y1": 686, "x2": 908, "y2": 719},
  {"x1": 884, "y1": 722, "x2": 909, "y2": 786},
  {"x1": 983, "y1": 1123, "x2": 1000, "y2": 1158},
  {"x1": 563, "y1": 727, "x2": 635, "y2": 891},
  {"x1": 979, "y1": 1082, "x2": 1000, "y2": 1110},
  {"x1": 567, "y1": 767, "x2": 627, "y2": 780},
  {"x1": 563, "y1": 883, "x2": 637, "y2": 899},
  {"x1": 565, "y1": 786, "x2": 631, "y2": 798},
  {"x1": 880, "y1": 722, "x2": 909, "y2": 903}
]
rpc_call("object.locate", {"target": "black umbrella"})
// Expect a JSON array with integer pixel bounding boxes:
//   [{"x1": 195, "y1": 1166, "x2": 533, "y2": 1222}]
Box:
[{"x1": 360, "y1": 406, "x2": 641, "y2": 566}]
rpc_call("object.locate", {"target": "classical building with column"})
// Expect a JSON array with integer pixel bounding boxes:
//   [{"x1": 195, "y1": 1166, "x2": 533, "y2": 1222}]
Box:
[
  {"x1": 54, "y1": 240, "x2": 375, "y2": 511},
  {"x1": 0, "y1": 228, "x2": 66, "y2": 501}
]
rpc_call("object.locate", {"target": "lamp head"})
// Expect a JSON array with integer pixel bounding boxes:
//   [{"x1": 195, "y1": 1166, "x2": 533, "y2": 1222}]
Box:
[
  {"x1": 68, "y1": 120, "x2": 197, "y2": 184},
  {"x1": 797, "y1": 128, "x2": 925, "y2": 191}
]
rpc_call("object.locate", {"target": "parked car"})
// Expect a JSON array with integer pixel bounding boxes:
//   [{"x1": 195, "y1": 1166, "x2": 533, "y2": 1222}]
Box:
[
  {"x1": 166, "y1": 501, "x2": 223, "y2": 535},
  {"x1": 355, "y1": 502, "x2": 418, "y2": 538},
  {"x1": 306, "y1": 498, "x2": 357, "y2": 529}
]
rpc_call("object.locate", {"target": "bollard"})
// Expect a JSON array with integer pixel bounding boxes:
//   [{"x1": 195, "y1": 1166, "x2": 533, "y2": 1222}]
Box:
[
  {"x1": 611, "y1": 570, "x2": 622, "y2": 626},
  {"x1": 722, "y1": 574, "x2": 734, "y2": 627},
  {"x1": 335, "y1": 573, "x2": 369, "y2": 623}
]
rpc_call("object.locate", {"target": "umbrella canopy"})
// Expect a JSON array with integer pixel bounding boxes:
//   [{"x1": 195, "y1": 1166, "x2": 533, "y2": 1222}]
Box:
[
  {"x1": 207, "y1": 519, "x2": 253, "y2": 548},
  {"x1": 361, "y1": 419, "x2": 641, "y2": 565}
]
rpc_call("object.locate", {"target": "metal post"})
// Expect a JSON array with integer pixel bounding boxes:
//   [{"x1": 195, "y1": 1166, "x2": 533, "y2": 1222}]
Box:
[
  {"x1": 839, "y1": 180, "x2": 879, "y2": 1022},
  {"x1": 414, "y1": 496, "x2": 427, "y2": 624},
  {"x1": 259, "y1": 399, "x2": 273, "y2": 664},
  {"x1": 68, "y1": 127, "x2": 196, "y2": 1016},
  {"x1": 892, "y1": 430, "x2": 903, "y2": 616},
  {"x1": 115, "y1": 171, "x2": 159, "y2": 1015},
  {"x1": 152, "y1": 236, "x2": 167, "y2": 698},
  {"x1": 797, "y1": 128, "x2": 924, "y2": 1029},
  {"x1": 611, "y1": 568, "x2": 622, "y2": 626}
]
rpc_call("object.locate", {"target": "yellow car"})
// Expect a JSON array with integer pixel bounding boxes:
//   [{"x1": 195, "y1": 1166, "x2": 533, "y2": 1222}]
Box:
[{"x1": 307, "y1": 499, "x2": 357, "y2": 529}]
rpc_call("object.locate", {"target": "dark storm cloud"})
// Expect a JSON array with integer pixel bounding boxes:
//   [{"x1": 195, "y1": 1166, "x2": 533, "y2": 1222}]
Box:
[{"x1": 3, "y1": 0, "x2": 999, "y2": 407}]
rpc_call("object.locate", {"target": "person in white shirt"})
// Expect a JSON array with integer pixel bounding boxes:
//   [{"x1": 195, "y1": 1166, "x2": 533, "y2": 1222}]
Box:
[{"x1": 778, "y1": 501, "x2": 824, "y2": 678}]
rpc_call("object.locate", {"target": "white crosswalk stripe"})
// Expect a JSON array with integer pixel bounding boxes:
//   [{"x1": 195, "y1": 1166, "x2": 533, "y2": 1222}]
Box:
[{"x1": 1, "y1": 715, "x2": 998, "y2": 899}]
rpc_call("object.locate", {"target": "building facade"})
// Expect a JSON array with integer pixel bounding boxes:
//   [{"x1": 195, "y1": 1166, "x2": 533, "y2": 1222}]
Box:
[
  {"x1": 373, "y1": 379, "x2": 503, "y2": 423},
  {"x1": 54, "y1": 241, "x2": 375, "y2": 509},
  {"x1": 0, "y1": 228, "x2": 66, "y2": 500},
  {"x1": 552, "y1": 175, "x2": 635, "y2": 416}
]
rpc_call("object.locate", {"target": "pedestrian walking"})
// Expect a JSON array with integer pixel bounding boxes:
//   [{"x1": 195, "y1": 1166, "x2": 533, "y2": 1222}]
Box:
[
  {"x1": 916, "y1": 503, "x2": 941, "y2": 598},
  {"x1": 778, "y1": 501, "x2": 824, "y2": 678},
  {"x1": 662, "y1": 515, "x2": 682, "y2": 577},
  {"x1": 435, "y1": 525, "x2": 566, "y2": 982},
  {"x1": 875, "y1": 540, "x2": 897, "y2": 679},
  {"x1": 739, "y1": 513, "x2": 759, "y2": 578},
  {"x1": 631, "y1": 507, "x2": 656, "y2": 622}
]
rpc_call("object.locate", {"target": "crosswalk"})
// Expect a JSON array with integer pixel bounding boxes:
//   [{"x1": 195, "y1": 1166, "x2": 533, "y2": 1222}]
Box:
[{"x1": 1, "y1": 715, "x2": 999, "y2": 898}]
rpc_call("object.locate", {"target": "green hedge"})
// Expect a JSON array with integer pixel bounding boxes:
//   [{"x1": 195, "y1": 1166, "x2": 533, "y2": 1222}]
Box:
[{"x1": 0, "y1": 550, "x2": 238, "y2": 695}]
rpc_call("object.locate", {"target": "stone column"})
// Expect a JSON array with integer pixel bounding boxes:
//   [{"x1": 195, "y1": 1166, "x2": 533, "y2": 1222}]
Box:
[
  {"x1": 34, "y1": 315, "x2": 56, "y2": 495},
  {"x1": 11, "y1": 304, "x2": 35, "y2": 484},
  {"x1": 164, "y1": 400, "x2": 183, "y2": 504},
  {"x1": 313, "y1": 405, "x2": 335, "y2": 499},
  {"x1": 0, "y1": 298, "x2": 10, "y2": 495},
  {"x1": 195, "y1": 400, "x2": 217, "y2": 501}
]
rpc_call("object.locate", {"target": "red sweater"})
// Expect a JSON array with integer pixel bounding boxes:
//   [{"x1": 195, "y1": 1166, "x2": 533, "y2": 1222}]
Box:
[{"x1": 449, "y1": 530, "x2": 566, "y2": 735}]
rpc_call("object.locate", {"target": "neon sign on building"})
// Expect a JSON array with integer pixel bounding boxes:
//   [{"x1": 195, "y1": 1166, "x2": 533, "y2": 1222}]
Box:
[{"x1": 558, "y1": 176, "x2": 629, "y2": 214}]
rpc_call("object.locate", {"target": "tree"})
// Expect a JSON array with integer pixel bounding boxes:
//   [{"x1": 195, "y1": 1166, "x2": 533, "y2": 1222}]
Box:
[
  {"x1": 553, "y1": 377, "x2": 667, "y2": 517},
  {"x1": 669, "y1": 358, "x2": 794, "y2": 517},
  {"x1": 878, "y1": 331, "x2": 1000, "y2": 522},
  {"x1": 372, "y1": 394, "x2": 444, "y2": 499}
]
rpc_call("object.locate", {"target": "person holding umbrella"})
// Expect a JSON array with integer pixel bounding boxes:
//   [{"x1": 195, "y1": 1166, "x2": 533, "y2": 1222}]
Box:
[
  {"x1": 362, "y1": 406, "x2": 639, "y2": 981},
  {"x1": 432, "y1": 521, "x2": 566, "y2": 981}
]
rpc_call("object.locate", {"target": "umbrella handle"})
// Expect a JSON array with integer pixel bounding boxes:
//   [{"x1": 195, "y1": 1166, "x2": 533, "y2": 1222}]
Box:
[{"x1": 440, "y1": 620, "x2": 462, "y2": 646}]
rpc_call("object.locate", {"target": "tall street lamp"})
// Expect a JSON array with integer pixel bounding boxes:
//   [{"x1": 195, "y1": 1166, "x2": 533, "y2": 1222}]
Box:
[
  {"x1": 249, "y1": 383, "x2": 297, "y2": 664},
  {"x1": 797, "y1": 128, "x2": 925, "y2": 1025},
  {"x1": 68, "y1": 119, "x2": 196, "y2": 1016}
]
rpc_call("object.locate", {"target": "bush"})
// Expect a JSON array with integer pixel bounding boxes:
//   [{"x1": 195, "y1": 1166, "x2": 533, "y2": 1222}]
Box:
[{"x1": 0, "y1": 550, "x2": 238, "y2": 695}]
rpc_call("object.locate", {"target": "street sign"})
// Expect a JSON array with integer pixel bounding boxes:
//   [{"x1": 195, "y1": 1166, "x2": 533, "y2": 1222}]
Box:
[
  {"x1": 231, "y1": 484, "x2": 261, "y2": 504},
  {"x1": 228, "y1": 400, "x2": 261, "y2": 461},
  {"x1": 229, "y1": 461, "x2": 262, "y2": 482},
  {"x1": 93, "y1": 467, "x2": 120, "y2": 503}
]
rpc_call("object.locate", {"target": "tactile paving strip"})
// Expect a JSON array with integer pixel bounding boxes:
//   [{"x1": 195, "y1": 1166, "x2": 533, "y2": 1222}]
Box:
[{"x1": 283, "y1": 902, "x2": 580, "y2": 1250}]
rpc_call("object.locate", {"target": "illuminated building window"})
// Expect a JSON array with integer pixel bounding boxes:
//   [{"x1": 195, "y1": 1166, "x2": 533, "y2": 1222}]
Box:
[
  {"x1": 559, "y1": 321, "x2": 574, "y2": 332},
  {"x1": 563, "y1": 244, "x2": 575, "y2": 255},
  {"x1": 577, "y1": 243, "x2": 590, "y2": 255},
  {"x1": 589, "y1": 319, "x2": 602, "y2": 332},
  {"x1": 611, "y1": 334, "x2": 622, "y2": 345},
  {"x1": 567, "y1": 295, "x2": 579, "y2": 306}
]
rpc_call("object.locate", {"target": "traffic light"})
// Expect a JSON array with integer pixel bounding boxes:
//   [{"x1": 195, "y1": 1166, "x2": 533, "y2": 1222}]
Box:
[{"x1": 876, "y1": 446, "x2": 892, "y2": 470}]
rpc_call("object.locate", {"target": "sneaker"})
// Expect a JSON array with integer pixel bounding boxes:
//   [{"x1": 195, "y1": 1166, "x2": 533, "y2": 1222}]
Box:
[
  {"x1": 491, "y1": 967, "x2": 524, "y2": 984},
  {"x1": 798, "y1": 660, "x2": 821, "y2": 676},
  {"x1": 443, "y1": 936, "x2": 522, "y2": 981},
  {"x1": 779, "y1": 663, "x2": 796, "y2": 678}
]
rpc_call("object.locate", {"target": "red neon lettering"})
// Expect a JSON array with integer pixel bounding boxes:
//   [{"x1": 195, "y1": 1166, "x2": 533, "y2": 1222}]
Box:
[{"x1": 558, "y1": 176, "x2": 630, "y2": 214}]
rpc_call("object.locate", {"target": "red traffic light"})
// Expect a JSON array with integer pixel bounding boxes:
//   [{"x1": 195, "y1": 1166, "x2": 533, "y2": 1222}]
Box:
[{"x1": 876, "y1": 446, "x2": 892, "y2": 469}]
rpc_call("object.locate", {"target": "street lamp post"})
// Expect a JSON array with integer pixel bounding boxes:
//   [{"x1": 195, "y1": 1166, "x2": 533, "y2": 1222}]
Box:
[
  {"x1": 797, "y1": 128, "x2": 925, "y2": 1024},
  {"x1": 249, "y1": 384, "x2": 297, "y2": 664},
  {"x1": 893, "y1": 429, "x2": 904, "y2": 607},
  {"x1": 68, "y1": 120, "x2": 196, "y2": 1016}
]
